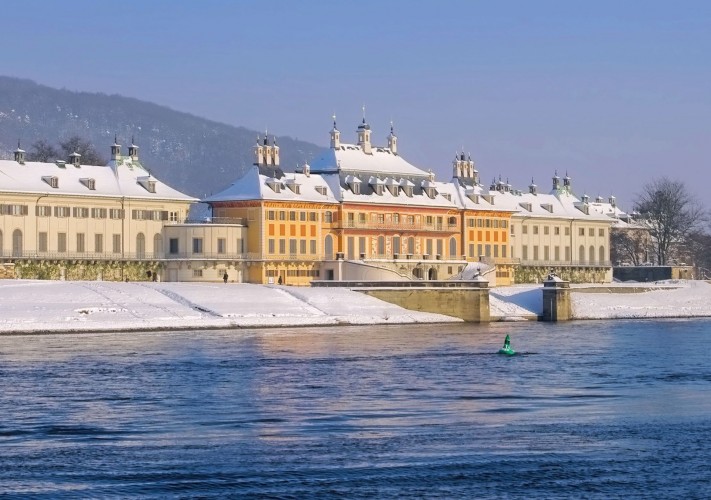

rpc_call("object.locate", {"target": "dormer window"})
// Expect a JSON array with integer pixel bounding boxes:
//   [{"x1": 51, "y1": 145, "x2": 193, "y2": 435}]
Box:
[
  {"x1": 80, "y1": 178, "x2": 96, "y2": 190},
  {"x1": 285, "y1": 179, "x2": 300, "y2": 194},
  {"x1": 346, "y1": 175, "x2": 362, "y2": 194},
  {"x1": 442, "y1": 193, "x2": 452, "y2": 202},
  {"x1": 424, "y1": 187, "x2": 437, "y2": 199},
  {"x1": 540, "y1": 203, "x2": 553, "y2": 213},
  {"x1": 315, "y1": 186, "x2": 328, "y2": 196},
  {"x1": 138, "y1": 177, "x2": 157, "y2": 193},
  {"x1": 265, "y1": 178, "x2": 282, "y2": 193},
  {"x1": 519, "y1": 202, "x2": 532, "y2": 212},
  {"x1": 43, "y1": 176, "x2": 59, "y2": 188},
  {"x1": 369, "y1": 176, "x2": 385, "y2": 196}
]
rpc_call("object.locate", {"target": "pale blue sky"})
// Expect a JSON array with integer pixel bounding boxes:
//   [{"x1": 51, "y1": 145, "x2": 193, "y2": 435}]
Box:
[{"x1": 3, "y1": 0, "x2": 710, "y2": 207}]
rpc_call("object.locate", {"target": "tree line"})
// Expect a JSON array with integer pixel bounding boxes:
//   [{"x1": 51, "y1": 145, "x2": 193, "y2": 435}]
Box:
[
  {"x1": 25, "y1": 136, "x2": 106, "y2": 165},
  {"x1": 612, "y1": 177, "x2": 710, "y2": 277}
]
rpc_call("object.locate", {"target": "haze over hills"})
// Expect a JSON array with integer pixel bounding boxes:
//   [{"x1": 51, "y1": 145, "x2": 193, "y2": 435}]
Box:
[{"x1": 0, "y1": 76, "x2": 323, "y2": 198}]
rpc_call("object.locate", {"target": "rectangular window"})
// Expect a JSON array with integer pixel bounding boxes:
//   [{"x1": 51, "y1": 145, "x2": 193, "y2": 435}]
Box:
[
  {"x1": 54, "y1": 206, "x2": 70, "y2": 218},
  {"x1": 268, "y1": 239, "x2": 275, "y2": 254},
  {"x1": 36, "y1": 205, "x2": 51, "y2": 217},
  {"x1": 589, "y1": 228, "x2": 595, "y2": 237},
  {"x1": 217, "y1": 238, "x2": 226, "y2": 254},
  {"x1": 579, "y1": 228, "x2": 585, "y2": 236},
  {"x1": 358, "y1": 237, "x2": 366, "y2": 255},
  {"x1": 279, "y1": 239, "x2": 286, "y2": 254},
  {"x1": 522, "y1": 245, "x2": 528, "y2": 260},
  {"x1": 113, "y1": 234, "x2": 121, "y2": 254},
  {"x1": 300, "y1": 239, "x2": 306, "y2": 254},
  {"x1": 169, "y1": 211, "x2": 178, "y2": 222},
  {"x1": 485, "y1": 244, "x2": 491, "y2": 257},
  {"x1": 522, "y1": 225, "x2": 528, "y2": 235},
  {"x1": 309, "y1": 212, "x2": 317, "y2": 222},
  {"x1": 58, "y1": 233, "x2": 67, "y2": 253},
  {"x1": 94, "y1": 234, "x2": 103, "y2": 253},
  {"x1": 267, "y1": 210, "x2": 275, "y2": 221},
  {"x1": 73, "y1": 207, "x2": 89, "y2": 218},
  {"x1": 493, "y1": 245, "x2": 499, "y2": 258},
  {"x1": 91, "y1": 208, "x2": 107, "y2": 219},
  {"x1": 477, "y1": 244, "x2": 483, "y2": 257},
  {"x1": 38, "y1": 232, "x2": 48, "y2": 252},
  {"x1": 502, "y1": 245, "x2": 507, "y2": 258},
  {"x1": 193, "y1": 269, "x2": 203, "y2": 278},
  {"x1": 109, "y1": 208, "x2": 124, "y2": 220},
  {"x1": 289, "y1": 211, "x2": 296, "y2": 221},
  {"x1": 310, "y1": 240, "x2": 316, "y2": 254},
  {"x1": 289, "y1": 239, "x2": 297, "y2": 254},
  {"x1": 544, "y1": 226, "x2": 549, "y2": 235},
  {"x1": 469, "y1": 243, "x2": 474, "y2": 258},
  {"x1": 278, "y1": 211, "x2": 286, "y2": 221},
  {"x1": 565, "y1": 246, "x2": 571, "y2": 261},
  {"x1": 565, "y1": 227, "x2": 570, "y2": 236},
  {"x1": 300, "y1": 211, "x2": 306, "y2": 222},
  {"x1": 169, "y1": 238, "x2": 179, "y2": 254},
  {"x1": 599, "y1": 228, "x2": 605, "y2": 237},
  {"x1": 192, "y1": 238, "x2": 203, "y2": 254},
  {"x1": 544, "y1": 246, "x2": 550, "y2": 261},
  {"x1": 555, "y1": 246, "x2": 560, "y2": 261},
  {"x1": 76, "y1": 233, "x2": 85, "y2": 252},
  {"x1": 533, "y1": 225, "x2": 539, "y2": 235},
  {"x1": 533, "y1": 246, "x2": 539, "y2": 260}
]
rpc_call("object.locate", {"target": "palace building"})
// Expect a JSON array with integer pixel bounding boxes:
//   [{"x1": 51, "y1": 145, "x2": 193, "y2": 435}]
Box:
[
  {"x1": 202, "y1": 116, "x2": 617, "y2": 285},
  {"x1": 1, "y1": 116, "x2": 623, "y2": 285},
  {"x1": 0, "y1": 139, "x2": 196, "y2": 280}
]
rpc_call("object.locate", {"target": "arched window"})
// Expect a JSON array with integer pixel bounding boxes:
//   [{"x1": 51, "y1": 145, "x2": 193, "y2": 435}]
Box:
[
  {"x1": 413, "y1": 267, "x2": 423, "y2": 279},
  {"x1": 12, "y1": 229, "x2": 22, "y2": 257},
  {"x1": 136, "y1": 233, "x2": 145, "y2": 258},
  {"x1": 599, "y1": 245, "x2": 605, "y2": 263},
  {"x1": 407, "y1": 236, "x2": 415, "y2": 254},
  {"x1": 449, "y1": 237, "x2": 457, "y2": 257},
  {"x1": 579, "y1": 245, "x2": 585, "y2": 263},
  {"x1": 589, "y1": 245, "x2": 595, "y2": 263},
  {"x1": 448, "y1": 216, "x2": 457, "y2": 226},
  {"x1": 153, "y1": 234, "x2": 163, "y2": 257},
  {"x1": 428, "y1": 267, "x2": 438, "y2": 280},
  {"x1": 324, "y1": 234, "x2": 334, "y2": 259},
  {"x1": 377, "y1": 236, "x2": 385, "y2": 256},
  {"x1": 393, "y1": 236, "x2": 401, "y2": 256}
]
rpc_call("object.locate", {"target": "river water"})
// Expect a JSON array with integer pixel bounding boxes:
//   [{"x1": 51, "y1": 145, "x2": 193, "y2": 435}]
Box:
[{"x1": 1, "y1": 319, "x2": 710, "y2": 498}]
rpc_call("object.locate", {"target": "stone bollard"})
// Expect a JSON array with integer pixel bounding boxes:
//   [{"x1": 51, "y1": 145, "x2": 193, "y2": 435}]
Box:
[{"x1": 542, "y1": 274, "x2": 571, "y2": 321}]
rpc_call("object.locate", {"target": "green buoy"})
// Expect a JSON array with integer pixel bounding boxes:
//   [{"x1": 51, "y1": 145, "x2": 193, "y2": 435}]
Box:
[{"x1": 498, "y1": 334, "x2": 516, "y2": 355}]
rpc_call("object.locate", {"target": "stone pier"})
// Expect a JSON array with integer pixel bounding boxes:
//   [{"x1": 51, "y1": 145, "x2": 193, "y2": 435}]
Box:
[
  {"x1": 312, "y1": 279, "x2": 490, "y2": 322},
  {"x1": 542, "y1": 275, "x2": 571, "y2": 321}
]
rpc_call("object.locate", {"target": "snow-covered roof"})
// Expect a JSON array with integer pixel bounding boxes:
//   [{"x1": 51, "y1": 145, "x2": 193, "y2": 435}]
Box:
[
  {"x1": 204, "y1": 166, "x2": 339, "y2": 204},
  {"x1": 309, "y1": 142, "x2": 428, "y2": 176},
  {"x1": 0, "y1": 156, "x2": 196, "y2": 202}
]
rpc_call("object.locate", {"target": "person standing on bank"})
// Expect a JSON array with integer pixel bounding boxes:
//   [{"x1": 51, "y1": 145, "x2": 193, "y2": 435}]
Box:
[{"x1": 223, "y1": 271, "x2": 228, "y2": 284}]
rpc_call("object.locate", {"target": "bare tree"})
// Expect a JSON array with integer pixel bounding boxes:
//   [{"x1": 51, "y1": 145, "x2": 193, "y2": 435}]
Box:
[
  {"x1": 634, "y1": 177, "x2": 706, "y2": 265},
  {"x1": 26, "y1": 139, "x2": 60, "y2": 162},
  {"x1": 59, "y1": 136, "x2": 106, "y2": 165},
  {"x1": 610, "y1": 227, "x2": 649, "y2": 265}
]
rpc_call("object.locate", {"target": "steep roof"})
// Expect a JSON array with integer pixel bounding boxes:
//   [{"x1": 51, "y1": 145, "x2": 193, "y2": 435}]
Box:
[
  {"x1": 0, "y1": 156, "x2": 196, "y2": 202},
  {"x1": 204, "y1": 166, "x2": 339, "y2": 204},
  {"x1": 308, "y1": 142, "x2": 428, "y2": 177}
]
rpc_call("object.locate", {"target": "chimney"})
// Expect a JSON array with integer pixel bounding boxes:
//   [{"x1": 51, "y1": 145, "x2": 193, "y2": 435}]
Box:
[
  {"x1": 128, "y1": 137, "x2": 139, "y2": 160},
  {"x1": 111, "y1": 136, "x2": 121, "y2": 160},
  {"x1": 14, "y1": 140, "x2": 25, "y2": 164},
  {"x1": 69, "y1": 151, "x2": 81, "y2": 167}
]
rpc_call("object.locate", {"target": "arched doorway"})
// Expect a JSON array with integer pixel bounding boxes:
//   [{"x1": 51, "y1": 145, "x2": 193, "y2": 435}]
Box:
[
  {"x1": 12, "y1": 229, "x2": 22, "y2": 257},
  {"x1": 412, "y1": 267, "x2": 423, "y2": 279},
  {"x1": 377, "y1": 236, "x2": 385, "y2": 257},
  {"x1": 154, "y1": 234, "x2": 163, "y2": 257},
  {"x1": 324, "y1": 234, "x2": 334, "y2": 259},
  {"x1": 589, "y1": 245, "x2": 595, "y2": 263},
  {"x1": 449, "y1": 237, "x2": 457, "y2": 258},
  {"x1": 428, "y1": 267, "x2": 438, "y2": 280},
  {"x1": 599, "y1": 245, "x2": 605, "y2": 263},
  {"x1": 579, "y1": 245, "x2": 585, "y2": 263},
  {"x1": 136, "y1": 233, "x2": 146, "y2": 259}
]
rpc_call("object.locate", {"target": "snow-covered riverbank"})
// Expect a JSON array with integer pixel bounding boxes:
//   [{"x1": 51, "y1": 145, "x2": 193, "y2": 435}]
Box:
[{"x1": 1, "y1": 279, "x2": 711, "y2": 334}]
